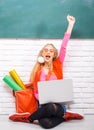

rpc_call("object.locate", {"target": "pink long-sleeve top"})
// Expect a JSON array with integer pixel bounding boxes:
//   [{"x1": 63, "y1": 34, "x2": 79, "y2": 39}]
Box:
[{"x1": 35, "y1": 33, "x2": 71, "y2": 100}]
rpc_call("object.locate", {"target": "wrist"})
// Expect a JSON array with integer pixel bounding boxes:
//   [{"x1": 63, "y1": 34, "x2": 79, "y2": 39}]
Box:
[{"x1": 68, "y1": 23, "x2": 75, "y2": 27}]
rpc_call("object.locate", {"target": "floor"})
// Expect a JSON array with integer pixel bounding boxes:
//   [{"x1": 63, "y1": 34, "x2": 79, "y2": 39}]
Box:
[{"x1": 0, "y1": 114, "x2": 94, "y2": 130}]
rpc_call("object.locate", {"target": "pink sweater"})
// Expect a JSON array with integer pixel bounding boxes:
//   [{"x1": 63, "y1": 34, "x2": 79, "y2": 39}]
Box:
[{"x1": 35, "y1": 33, "x2": 71, "y2": 99}]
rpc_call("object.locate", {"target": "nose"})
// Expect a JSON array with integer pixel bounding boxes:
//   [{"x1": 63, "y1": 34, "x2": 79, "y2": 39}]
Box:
[{"x1": 46, "y1": 49, "x2": 51, "y2": 52}]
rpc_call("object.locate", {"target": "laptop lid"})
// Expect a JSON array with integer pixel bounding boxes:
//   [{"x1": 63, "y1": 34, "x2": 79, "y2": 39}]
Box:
[{"x1": 38, "y1": 79, "x2": 73, "y2": 104}]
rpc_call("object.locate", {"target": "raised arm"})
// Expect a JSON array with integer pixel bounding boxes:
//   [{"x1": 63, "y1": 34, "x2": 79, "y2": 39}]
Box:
[
  {"x1": 66, "y1": 15, "x2": 76, "y2": 34},
  {"x1": 59, "y1": 15, "x2": 76, "y2": 63}
]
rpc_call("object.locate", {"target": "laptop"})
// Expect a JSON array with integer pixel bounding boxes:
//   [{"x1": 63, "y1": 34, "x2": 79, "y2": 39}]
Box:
[{"x1": 38, "y1": 79, "x2": 73, "y2": 104}]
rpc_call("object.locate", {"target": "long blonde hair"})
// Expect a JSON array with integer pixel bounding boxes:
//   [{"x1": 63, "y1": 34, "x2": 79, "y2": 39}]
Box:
[{"x1": 30, "y1": 44, "x2": 58, "y2": 82}]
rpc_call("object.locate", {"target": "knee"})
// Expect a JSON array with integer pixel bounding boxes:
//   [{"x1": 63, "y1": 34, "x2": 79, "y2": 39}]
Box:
[
  {"x1": 45, "y1": 103, "x2": 55, "y2": 113},
  {"x1": 54, "y1": 103, "x2": 65, "y2": 117}
]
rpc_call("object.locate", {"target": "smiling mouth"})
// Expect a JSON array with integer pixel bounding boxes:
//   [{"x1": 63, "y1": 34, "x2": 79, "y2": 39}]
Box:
[
  {"x1": 45, "y1": 55, "x2": 51, "y2": 60},
  {"x1": 46, "y1": 55, "x2": 50, "y2": 58}
]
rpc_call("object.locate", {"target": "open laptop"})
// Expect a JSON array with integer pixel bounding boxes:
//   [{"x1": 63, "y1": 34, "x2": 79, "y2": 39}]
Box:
[{"x1": 38, "y1": 79, "x2": 73, "y2": 104}]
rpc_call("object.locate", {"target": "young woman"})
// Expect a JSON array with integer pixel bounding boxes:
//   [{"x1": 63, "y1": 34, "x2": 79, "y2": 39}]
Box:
[{"x1": 9, "y1": 15, "x2": 83, "y2": 129}]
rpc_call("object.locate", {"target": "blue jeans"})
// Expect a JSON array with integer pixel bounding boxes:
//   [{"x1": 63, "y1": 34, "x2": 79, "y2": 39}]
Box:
[{"x1": 61, "y1": 104, "x2": 66, "y2": 114}]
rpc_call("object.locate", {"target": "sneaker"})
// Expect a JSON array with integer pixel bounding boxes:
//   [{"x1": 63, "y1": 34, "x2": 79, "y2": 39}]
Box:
[
  {"x1": 64, "y1": 111, "x2": 84, "y2": 121},
  {"x1": 9, "y1": 112, "x2": 31, "y2": 123}
]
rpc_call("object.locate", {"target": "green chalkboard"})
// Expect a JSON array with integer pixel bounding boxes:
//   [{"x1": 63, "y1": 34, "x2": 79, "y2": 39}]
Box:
[{"x1": 0, "y1": 0, "x2": 94, "y2": 38}]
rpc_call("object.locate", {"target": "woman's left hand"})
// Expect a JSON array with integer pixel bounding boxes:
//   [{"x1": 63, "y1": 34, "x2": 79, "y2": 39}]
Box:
[{"x1": 67, "y1": 15, "x2": 76, "y2": 25}]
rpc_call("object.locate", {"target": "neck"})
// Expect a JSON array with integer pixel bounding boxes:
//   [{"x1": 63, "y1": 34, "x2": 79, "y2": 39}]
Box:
[{"x1": 44, "y1": 62, "x2": 52, "y2": 69}]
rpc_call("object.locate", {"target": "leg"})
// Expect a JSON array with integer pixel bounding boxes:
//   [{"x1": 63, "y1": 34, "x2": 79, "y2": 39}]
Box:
[
  {"x1": 9, "y1": 103, "x2": 64, "y2": 123},
  {"x1": 28, "y1": 103, "x2": 64, "y2": 122},
  {"x1": 39, "y1": 117, "x2": 65, "y2": 129}
]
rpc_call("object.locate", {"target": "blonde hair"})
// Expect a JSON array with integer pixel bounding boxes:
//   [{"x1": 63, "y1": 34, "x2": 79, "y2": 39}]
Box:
[{"x1": 30, "y1": 44, "x2": 58, "y2": 82}]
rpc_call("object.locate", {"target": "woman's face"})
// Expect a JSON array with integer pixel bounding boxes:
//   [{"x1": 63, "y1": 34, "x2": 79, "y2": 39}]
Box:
[{"x1": 42, "y1": 45, "x2": 55, "y2": 63}]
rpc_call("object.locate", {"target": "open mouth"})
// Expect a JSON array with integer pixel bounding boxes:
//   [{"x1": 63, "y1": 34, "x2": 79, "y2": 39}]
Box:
[{"x1": 45, "y1": 55, "x2": 51, "y2": 60}]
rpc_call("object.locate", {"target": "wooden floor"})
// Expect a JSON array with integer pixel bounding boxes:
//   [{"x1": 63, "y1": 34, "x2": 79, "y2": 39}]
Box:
[{"x1": 0, "y1": 114, "x2": 94, "y2": 130}]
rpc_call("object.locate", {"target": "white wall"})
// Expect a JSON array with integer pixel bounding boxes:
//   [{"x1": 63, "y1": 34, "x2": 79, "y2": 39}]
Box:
[{"x1": 0, "y1": 39, "x2": 94, "y2": 115}]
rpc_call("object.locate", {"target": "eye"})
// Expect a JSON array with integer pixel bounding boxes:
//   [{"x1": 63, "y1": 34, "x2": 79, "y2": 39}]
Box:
[
  {"x1": 50, "y1": 49, "x2": 54, "y2": 53},
  {"x1": 44, "y1": 48, "x2": 48, "y2": 52},
  {"x1": 43, "y1": 48, "x2": 54, "y2": 53}
]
